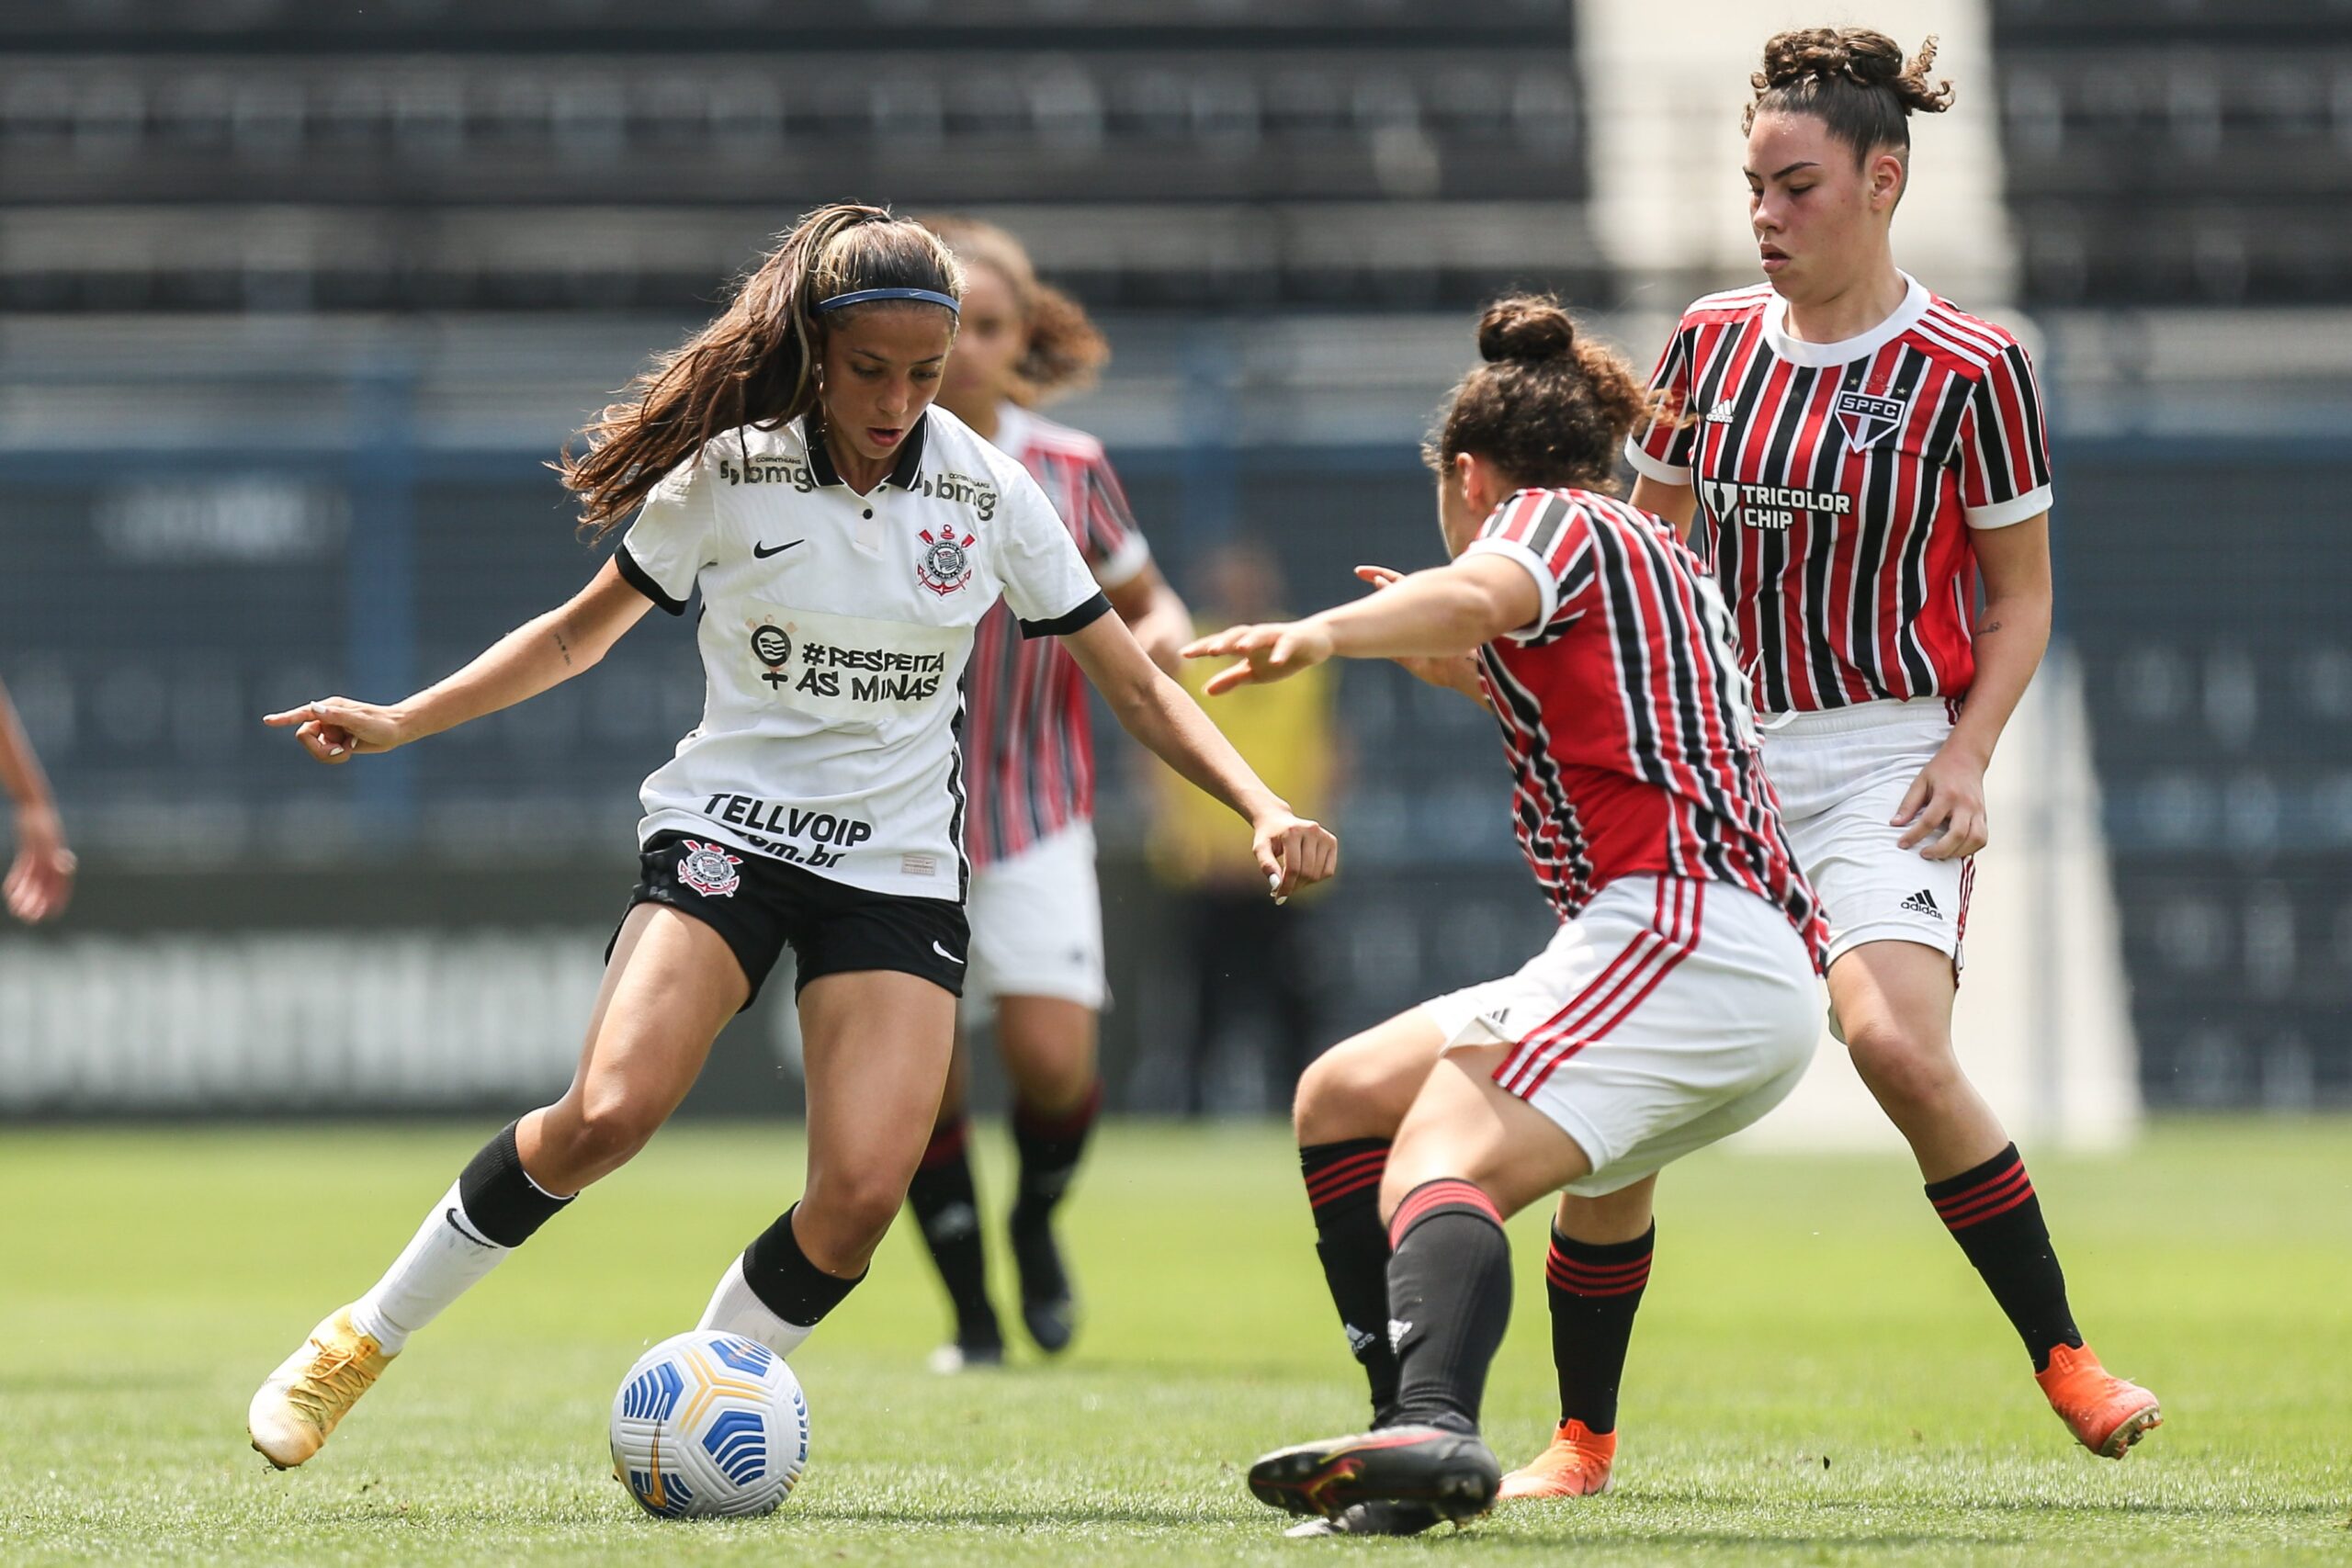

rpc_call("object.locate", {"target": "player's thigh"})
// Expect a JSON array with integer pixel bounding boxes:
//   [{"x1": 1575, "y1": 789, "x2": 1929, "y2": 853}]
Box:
[
  {"x1": 1826, "y1": 938, "x2": 1957, "y2": 1057},
  {"x1": 1383, "y1": 1044, "x2": 1595, "y2": 1223},
  {"x1": 556, "y1": 901, "x2": 748, "y2": 1119},
  {"x1": 992, "y1": 994, "x2": 1098, "y2": 1111},
  {"x1": 1293, "y1": 1008, "x2": 1449, "y2": 1145},
  {"x1": 797, "y1": 969, "x2": 959, "y2": 1215}
]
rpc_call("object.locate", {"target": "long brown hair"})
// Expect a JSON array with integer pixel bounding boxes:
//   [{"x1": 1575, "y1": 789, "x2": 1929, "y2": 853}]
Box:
[
  {"x1": 1424, "y1": 295, "x2": 1660, "y2": 494},
  {"x1": 560, "y1": 203, "x2": 963, "y2": 538},
  {"x1": 920, "y1": 214, "x2": 1109, "y2": 407},
  {"x1": 1744, "y1": 28, "x2": 1954, "y2": 160}
]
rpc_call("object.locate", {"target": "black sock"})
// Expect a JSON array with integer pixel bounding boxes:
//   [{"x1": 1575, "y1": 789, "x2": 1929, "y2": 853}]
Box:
[
  {"x1": 905, "y1": 1118, "x2": 1001, "y2": 1347},
  {"x1": 457, "y1": 1121, "x2": 573, "y2": 1247},
  {"x1": 1010, "y1": 1079, "x2": 1102, "y2": 1229},
  {"x1": 1544, "y1": 1224, "x2": 1653, "y2": 1434},
  {"x1": 741, "y1": 1202, "x2": 865, "y2": 1328},
  {"x1": 1926, "y1": 1143, "x2": 2083, "y2": 1371},
  {"x1": 1386, "y1": 1179, "x2": 1511, "y2": 1436},
  {"x1": 1300, "y1": 1138, "x2": 1398, "y2": 1424}
]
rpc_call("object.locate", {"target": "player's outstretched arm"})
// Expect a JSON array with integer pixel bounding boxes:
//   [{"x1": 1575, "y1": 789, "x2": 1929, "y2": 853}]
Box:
[
  {"x1": 1058, "y1": 612, "x2": 1336, "y2": 901},
  {"x1": 263, "y1": 557, "x2": 656, "y2": 765},
  {"x1": 1184, "y1": 553, "x2": 1538, "y2": 697},
  {"x1": 1352, "y1": 564, "x2": 1488, "y2": 708},
  {"x1": 0, "y1": 675, "x2": 74, "y2": 923}
]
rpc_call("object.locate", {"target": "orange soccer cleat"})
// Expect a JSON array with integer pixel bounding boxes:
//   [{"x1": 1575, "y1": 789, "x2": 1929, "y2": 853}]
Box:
[
  {"x1": 1498, "y1": 1418, "x2": 1616, "y2": 1500},
  {"x1": 2035, "y1": 1343, "x2": 2162, "y2": 1458}
]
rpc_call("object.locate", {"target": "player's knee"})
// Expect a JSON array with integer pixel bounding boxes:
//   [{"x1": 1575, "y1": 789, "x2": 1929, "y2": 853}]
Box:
[
  {"x1": 1293, "y1": 1042, "x2": 1390, "y2": 1146},
  {"x1": 1843, "y1": 1019, "x2": 1961, "y2": 1114}
]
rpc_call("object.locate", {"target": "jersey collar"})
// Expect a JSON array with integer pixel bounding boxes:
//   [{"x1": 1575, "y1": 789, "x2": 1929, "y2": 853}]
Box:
[
  {"x1": 799, "y1": 408, "x2": 930, "y2": 492},
  {"x1": 1760, "y1": 271, "x2": 1928, "y2": 367}
]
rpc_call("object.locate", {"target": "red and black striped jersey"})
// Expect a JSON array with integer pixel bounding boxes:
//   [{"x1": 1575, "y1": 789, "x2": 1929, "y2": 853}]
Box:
[
  {"x1": 1466, "y1": 488, "x2": 1827, "y2": 962},
  {"x1": 963, "y1": 403, "x2": 1152, "y2": 868},
  {"x1": 1624, "y1": 276, "x2": 2052, "y2": 714}
]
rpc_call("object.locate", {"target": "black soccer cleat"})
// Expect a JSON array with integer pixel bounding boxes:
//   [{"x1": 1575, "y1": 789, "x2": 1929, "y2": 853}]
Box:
[
  {"x1": 1283, "y1": 1501, "x2": 1445, "y2": 1538},
  {"x1": 1248, "y1": 1426, "x2": 1501, "y2": 1524},
  {"x1": 1009, "y1": 1207, "x2": 1078, "y2": 1355}
]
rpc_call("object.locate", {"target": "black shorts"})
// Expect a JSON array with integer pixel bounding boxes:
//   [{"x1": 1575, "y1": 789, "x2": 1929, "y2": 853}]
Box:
[{"x1": 613, "y1": 830, "x2": 969, "y2": 1009}]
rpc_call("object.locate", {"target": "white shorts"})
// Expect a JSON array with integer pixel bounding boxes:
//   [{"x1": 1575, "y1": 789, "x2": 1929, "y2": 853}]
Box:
[
  {"x1": 963, "y1": 821, "x2": 1108, "y2": 1012},
  {"x1": 1421, "y1": 875, "x2": 1818, "y2": 1197},
  {"x1": 1758, "y1": 696, "x2": 1973, "y2": 974}
]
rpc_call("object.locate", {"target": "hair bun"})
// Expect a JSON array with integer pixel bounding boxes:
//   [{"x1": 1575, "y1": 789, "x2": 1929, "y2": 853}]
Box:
[
  {"x1": 1758, "y1": 26, "x2": 1905, "y2": 91},
  {"x1": 1477, "y1": 296, "x2": 1577, "y2": 364}
]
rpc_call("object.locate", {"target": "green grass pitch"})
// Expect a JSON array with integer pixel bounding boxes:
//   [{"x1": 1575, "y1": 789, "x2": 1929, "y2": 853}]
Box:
[{"x1": 3, "y1": 1119, "x2": 2346, "y2": 1564}]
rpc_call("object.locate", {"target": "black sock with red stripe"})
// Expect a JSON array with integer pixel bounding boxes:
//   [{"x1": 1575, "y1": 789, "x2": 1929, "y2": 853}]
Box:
[
  {"x1": 1544, "y1": 1224, "x2": 1653, "y2": 1433},
  {"x1": 1011, "y1": 1078, "x2": 1102, "y2": 1229},
  {"x1": 1386, "y1": 1179, "x2": 1511, "y2": 1436},
  {"x1": 905, "y1": 1117, "x2": 1001, "y2": 1349},
  {"x1": 1926, "y1": 1143, "x2": 2082, "y2": 1371},
  {"x1": 1300, "y1": 1138, "x2": 1397, "y2": 1423}
]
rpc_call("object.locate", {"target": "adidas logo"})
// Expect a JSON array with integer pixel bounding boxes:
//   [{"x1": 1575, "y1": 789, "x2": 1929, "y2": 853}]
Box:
[
  {"x1": 1344, "y1": 1323, "x2": 1377, "y2": 1356},
  {"x1": 1899, "y1": 888, "x2": 1943, "y2": 919},
  {"x1": 1703, "y1": 399, "x2": 1736, "y2": 424}
]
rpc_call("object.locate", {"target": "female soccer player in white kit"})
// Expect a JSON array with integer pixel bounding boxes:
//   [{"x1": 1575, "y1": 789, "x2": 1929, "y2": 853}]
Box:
[
  {"x1": 905, "y1": 216, "x2": 1192, "y2": 1370},
  {"x1": 1193, "y1": 295, "x2": 1829, "y2": 1536},
  {"x1": 244, "y1": 204, "x2": 1333, "y2": 1472},
  {"x1": 1498, "y1": 29, "x2": 2158, "y2": 1500}
]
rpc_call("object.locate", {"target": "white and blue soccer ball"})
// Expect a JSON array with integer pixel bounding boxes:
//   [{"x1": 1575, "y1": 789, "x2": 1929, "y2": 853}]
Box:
[{"x1": 609, "y1": 1330, "x2": 809, "y2": 1519}]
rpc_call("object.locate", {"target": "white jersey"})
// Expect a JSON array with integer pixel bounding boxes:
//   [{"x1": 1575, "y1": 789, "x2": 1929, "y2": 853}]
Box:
[{"x1": 616, "y1": 405, "x2": 1106, "y2": 901}]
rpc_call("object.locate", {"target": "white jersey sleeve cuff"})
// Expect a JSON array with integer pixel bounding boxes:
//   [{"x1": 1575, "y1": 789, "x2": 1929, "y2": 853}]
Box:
[
  {"x1": 1964, "y1": 485, "x2": 2053, "y2": 531},
  {"x1": 1622, "y1": 438, "x2": 1692, "y2": 488},
  {"x1": 1092, "y1": 534, "x2": 1152, "y2": 591},
  {"x1": 1462, "y1": 536, "x2": 1558, "y2": 642}
]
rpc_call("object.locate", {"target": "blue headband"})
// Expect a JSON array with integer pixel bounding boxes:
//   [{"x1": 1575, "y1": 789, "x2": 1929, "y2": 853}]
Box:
[{"x1": 814, "y1": 287, "x2": 960, "y2": 315}]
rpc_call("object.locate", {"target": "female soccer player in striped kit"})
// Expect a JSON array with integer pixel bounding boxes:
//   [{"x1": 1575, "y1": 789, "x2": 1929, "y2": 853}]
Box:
[
  {"x1": 1194, "y1": 296, "x2": 1829, "y2": 1536},
  {"x1": 905, "y1": 216, "x2": 1192, "y2": 1370},
  {"x1": 1499, "y1": 29, "x2": 2159, "y2": 1500},
  {"x1": 243, "y1": 204, "x2": 1333, "y2": 1472}
]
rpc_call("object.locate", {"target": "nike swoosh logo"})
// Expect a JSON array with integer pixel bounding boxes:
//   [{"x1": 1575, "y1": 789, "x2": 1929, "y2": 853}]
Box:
[
  {"x1": 932, "y1": 941, "x2": 966, "y2": 964},
  {"x1": 444, "y1": 1207, "x2": 497, "y2": 1250},
  {"x1": 752, "y1": 540, "x2": 803, "y2": 559}
]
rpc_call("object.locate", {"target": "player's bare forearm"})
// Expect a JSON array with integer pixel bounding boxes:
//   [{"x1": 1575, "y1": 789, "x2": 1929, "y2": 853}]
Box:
[
  {"x1": 1314, "y1": 558, "x2": 1532, "y2": 661},
  {"x1": 1948, "y1": 516, "x2": 2053, "y2": 766},
  {"x1": 1106, "y1": 563, "x2": 1191, "y2": 677},
  {"x1": 1630, "y1": 475, "x2": 1699, "y2": 546},
  {"x1": 0, "y1": 678, "x2": 58, "y2": 814},
  {"x1": 1065, "y1": 615, "x2": 1283, "y2": 824}
]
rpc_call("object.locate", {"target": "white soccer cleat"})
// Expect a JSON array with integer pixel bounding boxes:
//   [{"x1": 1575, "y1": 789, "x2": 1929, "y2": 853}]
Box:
[{"x1": 247, "y1": 1307, "x2": 395, "y2": 1469}]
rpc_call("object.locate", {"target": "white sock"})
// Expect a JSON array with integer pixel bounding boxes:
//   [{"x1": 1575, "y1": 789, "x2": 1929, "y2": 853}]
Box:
[
  {"x1": 697, "y1": 1254, "x2": 816, "y2": 1359},
  {"x1": 347, "y1": 1182, "x2": 513, "y2": 1355}
]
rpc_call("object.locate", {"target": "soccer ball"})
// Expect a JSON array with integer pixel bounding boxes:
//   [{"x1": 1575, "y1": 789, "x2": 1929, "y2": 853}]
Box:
[{"x1": 609, "y1": 1330, "x2": 809, "y2": 1518}]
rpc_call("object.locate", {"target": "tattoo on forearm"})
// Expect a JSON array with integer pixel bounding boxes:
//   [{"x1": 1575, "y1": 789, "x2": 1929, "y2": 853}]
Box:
[
  {"x1": 1979, "y1": 619, "x2": 2004, "y2": 636},
  {"x1": 552, "y1": 628, "x2": 572, "y2": 666}
]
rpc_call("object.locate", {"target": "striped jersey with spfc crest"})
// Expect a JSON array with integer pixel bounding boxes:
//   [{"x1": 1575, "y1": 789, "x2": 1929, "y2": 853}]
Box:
[
  {"x1": 1623, "y1": 276, "x2": 2053, "y2": 714},
  {"x1": 962, "y1": 403, "x2": 1153, "y2": 868},
  {"x1": 1464, "y1": 488, "x2": 1828, "y2": 963}
]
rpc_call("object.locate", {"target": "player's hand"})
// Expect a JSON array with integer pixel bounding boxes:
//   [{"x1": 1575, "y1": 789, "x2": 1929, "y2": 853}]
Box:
[
  {"x1": 5, "y1": 801, "x2": 75, "y2": 924},
  {"x1": 1182, "y1": 621, "x2": 1334, "y2": 695},
  {"x1": 1353, "y1": 565, "x2": 1485, "y2": 701},
  {"x1": 1894, "y1": 741, "x2": 1988, "y2": 860},
  {"x1": 1252, "y1": 809, "x2": 1338, "y2": 903},
  {"x1": 262, "y1": 696, "x2": 409, "y2": 764}
]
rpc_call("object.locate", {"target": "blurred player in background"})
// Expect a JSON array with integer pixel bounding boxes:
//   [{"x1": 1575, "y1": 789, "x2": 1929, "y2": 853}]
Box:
[
  {"x1": 1197, "y1": 296, "x2": 1827, "y2": 1536},
  {"x1": 1150, "y1": 541, "x2": 1341, "y2": 1115},
  {"x1": 1498, "y1": 28, "x2": 2158, "y2": 1499},
  {"x1": 907, "y1": 215, "x2": 1192, "y2": 1371},
  {"x1": 243, "y1": 204, "x2": 1333, "y2": 1472},
  {"x1": 0, "y1": 675, "x2": 75, "y2": 924}
]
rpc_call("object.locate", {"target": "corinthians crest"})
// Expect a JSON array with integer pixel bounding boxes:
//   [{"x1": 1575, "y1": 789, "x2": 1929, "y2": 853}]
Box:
[
  {"x1": 675, "y1": 840, "x2": 743, "y2": 897},
  {"x1": 915, "y1": 525, "x2": 976, "y2": 597}
]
